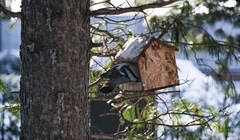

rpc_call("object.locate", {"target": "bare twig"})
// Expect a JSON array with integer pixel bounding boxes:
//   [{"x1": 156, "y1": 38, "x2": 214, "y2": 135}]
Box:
[
  {"x1": 91, "y1": 58, "x2": 108, "y2": 72},
  {"x1": 91, "y1": 25, "x2": 120, "y2": 40}
]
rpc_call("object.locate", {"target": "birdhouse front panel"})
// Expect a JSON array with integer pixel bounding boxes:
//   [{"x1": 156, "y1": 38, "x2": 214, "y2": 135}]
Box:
[{"x1": 138, "y1": 40, "x2": 179, "y2": 91}]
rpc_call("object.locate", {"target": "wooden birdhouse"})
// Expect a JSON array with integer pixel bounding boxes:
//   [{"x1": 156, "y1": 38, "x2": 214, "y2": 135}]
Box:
[{"x1": 115, "y1": 36, "x2": 179, "y2": 91}]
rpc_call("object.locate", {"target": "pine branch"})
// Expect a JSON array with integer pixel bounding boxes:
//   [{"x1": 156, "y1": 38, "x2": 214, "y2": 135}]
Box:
[
  {"x1": 0, "y1": 1, "x2": 178, "y2": 18},
  {"x1": 0, "y1": 4, "x2": 21, "y2": 18},
  {"x1": 90, "y1": 0, "x2": 179, "y2": 16}
]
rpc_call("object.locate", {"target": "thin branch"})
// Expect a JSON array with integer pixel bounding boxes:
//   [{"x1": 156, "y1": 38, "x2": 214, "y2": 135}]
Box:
[
  {"x1": 91, "y1": 0, "x2": 115, "y2": 8},
  {"x1": 91, "y1": 25, "x2": 120, "y2": 40},
  {"x1": 91, "y1": 42, "x2": 102, "y2": 48},
  {"x1": 90, "y1": 52, "x2": 117, "y2": 57},
  {"x1": 88, "y1": 77, "x2": 102, "y2": 89},
  {"x1": 94, "y1": 13, "x2": 142, "y2": 24},
  {"x1": 91, "y1": 134, "x2": 115, "y2": 140},
  {"x1": 143, "y1": 13, "x2": 152, "y2": 34},
  {"x1": 0, "y1": 4, "x2": 21, "y2": 18},
  {"x1": 90, "y1": 58, "x2": 108, "y2": 71},
  {"x1": 158, "y1": 16, "x2": 180, "y2": 39},
  {"x1": 119, "y1": 104, "x2": 215, "y2": 129},
  {"x1": 107, "y1": 90, "x2": 180, "y2": 103},
  {"x1": 90, "y1": 1, "x2": 179, "y2": 16}
]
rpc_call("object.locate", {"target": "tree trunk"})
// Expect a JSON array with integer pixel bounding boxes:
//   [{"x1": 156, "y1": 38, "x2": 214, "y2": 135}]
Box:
[{"x1": 20, "y1": 0, "x2": 90, "y2": 139}]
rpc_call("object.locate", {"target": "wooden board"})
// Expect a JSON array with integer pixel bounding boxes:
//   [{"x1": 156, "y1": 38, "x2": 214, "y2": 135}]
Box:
[
  {"x1": 138, "y1": 40, "x2": 179, "y2": 90},
  {"x1": 122, "y1": 82, "x2": 143, "y2": 91}
]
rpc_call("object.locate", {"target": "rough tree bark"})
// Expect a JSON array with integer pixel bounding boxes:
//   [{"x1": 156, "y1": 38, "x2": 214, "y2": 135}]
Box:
[{"x1": 20, "y1": 0, "x2": 90, "y2": 139}]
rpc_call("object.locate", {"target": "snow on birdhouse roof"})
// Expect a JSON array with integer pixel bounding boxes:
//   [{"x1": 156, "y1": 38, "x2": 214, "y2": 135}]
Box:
[
  {"x1": 115, "y1": 36, "x2": 151, "y2": 62},
  {"x1": 115, "y1": 36, "x2": 178, "y2": 63}
]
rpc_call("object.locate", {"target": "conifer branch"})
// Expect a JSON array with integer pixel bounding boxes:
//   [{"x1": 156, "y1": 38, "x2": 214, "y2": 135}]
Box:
[
  {"x1": 0, "y1": 4, "x2": 21, "y2": 18},
  {"x1": 90, "y1": 1, "x2": 179, "y2": 16}
]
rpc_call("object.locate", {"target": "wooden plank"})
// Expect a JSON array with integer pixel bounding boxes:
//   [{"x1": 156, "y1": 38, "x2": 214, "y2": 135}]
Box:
[
  {"x1": 138, "y1": 40, "x2": 179, "y2": 90},
  {"x1": 122, "y1": 82, "x2": 143, "y2": 91}
]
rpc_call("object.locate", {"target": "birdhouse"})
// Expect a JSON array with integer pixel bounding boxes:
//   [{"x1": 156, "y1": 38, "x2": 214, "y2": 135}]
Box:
[{"x1": 115, "y1": 36, "x2": 179, "y2": 91}]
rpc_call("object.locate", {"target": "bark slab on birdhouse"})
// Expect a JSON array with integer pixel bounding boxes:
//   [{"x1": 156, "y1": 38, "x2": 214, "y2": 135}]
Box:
[{"x1": 115, "y1": 37, "x2": 179, "y2": 91}]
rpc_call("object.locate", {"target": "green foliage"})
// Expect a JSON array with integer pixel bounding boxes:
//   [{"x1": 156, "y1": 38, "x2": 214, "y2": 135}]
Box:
[
  {"x1": 0, "y1": 77, "x2": 20, "y2": 138},
  {"x1": 214, "y1": 119, "x2": 229, "y2": 136},
  {"x1": 89, "y1": 60, "x2": 116, "y2": 98},
  {"x1": 208, "y1": 107, "x2": 219, "y2": 116},
  {"x1": 149, "y1": 16, "x2": 164, "y2": 32},
  {"x1": 171, "y1": 19, "x2": 188, "y2": 43},
  {"x1": 108, "y1": 94, "x2": 156, "y2": 139},
  {"x1": 7, "y1": 19, "x2": 18, "y2": 31},
  {"x1": 225, "y1": 83, "x2": 236, "y2": 98},
  {"x1": 0, "y1": 11, "x2": 4, "y2": 17},
  {"x1": 0, "y1": 103, "x2": 20, "y2": 117},
  {"x1": 0, "y1": 78, "x2": 8, "y2": 93},
  {"x1": 180, "y1": 1, "x2": 193, "y2": 17},
  {"x1": 134, "y1": 0, "x2": 156, "y2": 6},
  {"x1": 89, "y1": 0, "x2": 240, "y2": 135},
  {"x1": 89, "y1": 70, "x2": 104, "y2": 98},
  {"x1": 173, "y1": 128, "x2": 199, "y2": 140}
]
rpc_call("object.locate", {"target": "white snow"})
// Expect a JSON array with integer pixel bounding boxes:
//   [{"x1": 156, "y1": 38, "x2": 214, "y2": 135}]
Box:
[
  {"x1": 220, "y1": 0, "x2": 237, "y2": 8},
  {"x1": 115, "y1": 37, "x2": 150, "y2": 62},
  {"x1": 177, "y1": 59, "x2": 224, "y2": 108}
]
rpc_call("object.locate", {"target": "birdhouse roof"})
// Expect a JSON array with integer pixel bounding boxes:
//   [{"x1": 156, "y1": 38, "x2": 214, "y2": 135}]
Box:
[{"x1": 115, "y1": 37, "x2": 178, "y2": 63}]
